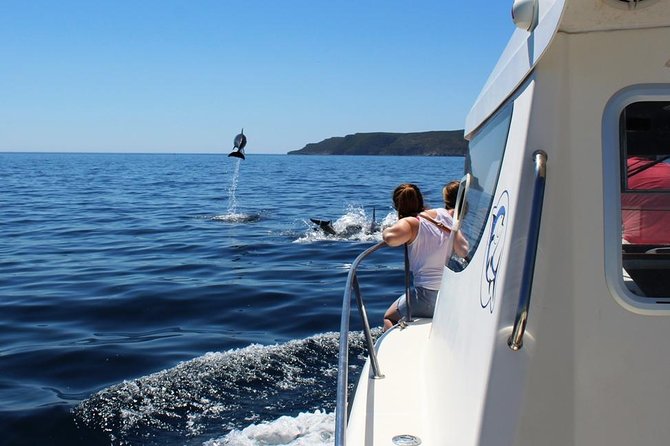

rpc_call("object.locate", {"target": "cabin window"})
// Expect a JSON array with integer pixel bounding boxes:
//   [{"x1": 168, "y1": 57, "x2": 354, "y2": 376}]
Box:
[
  {"x1": 620, "y1": 101, "x2": 670, "y2": 300},
  {"x1": 449, "y1": 103, "x2": 513, "y2": 271}
]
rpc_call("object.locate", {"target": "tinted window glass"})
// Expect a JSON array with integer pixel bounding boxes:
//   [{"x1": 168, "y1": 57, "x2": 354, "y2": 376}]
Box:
[
  {"x1": 450, "y1": 103, "x2": 512, "y2": 270},
  {"x1": 620, "y1": 101, "x2": 670, "y2": 298}
]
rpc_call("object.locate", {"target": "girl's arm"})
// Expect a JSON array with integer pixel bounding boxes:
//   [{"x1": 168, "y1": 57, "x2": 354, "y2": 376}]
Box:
[
  {"x1": 453, "y1": 230, "x2": 469, "y2": 258},
  {"x1": 382, "y1": 217, "x2": 416, "y2": 246}
]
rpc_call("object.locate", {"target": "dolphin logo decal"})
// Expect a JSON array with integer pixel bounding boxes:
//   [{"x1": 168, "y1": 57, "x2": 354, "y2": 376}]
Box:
[
  {"x1": 228, "y1": 129, "x2": 247, "y2": 160},
  {"x1": 480, "y1": 190, "x2": 510, "y2": 313}
]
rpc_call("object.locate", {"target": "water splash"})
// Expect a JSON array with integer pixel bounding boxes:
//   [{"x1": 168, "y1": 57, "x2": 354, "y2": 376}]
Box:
[
  {"x1": 227, "y1": 158, "x2": 242, "y2": 215},
  {"x1": 296, "y1": 205, "x2": 396, "y2": 243},
  {"x1": 73, "y1": 330, "x2": 380, "y2": 445},
  {"x1": 208, "y1": 158, "x2": 262, "y2": 223},
  {"x1": 210, "y1": 213, "x2": 261, "y2": 223}
]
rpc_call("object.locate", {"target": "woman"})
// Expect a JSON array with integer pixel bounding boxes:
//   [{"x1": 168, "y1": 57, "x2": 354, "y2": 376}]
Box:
[{"x1": 382, "y1": 183, "x2": 467, "y2": 331}]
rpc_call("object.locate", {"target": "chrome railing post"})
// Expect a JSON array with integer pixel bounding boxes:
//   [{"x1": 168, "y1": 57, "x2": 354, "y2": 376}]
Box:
[
  {"x1": 353, "y1": 275, "x2": 384, "y2": 379},
  {"x1": 335, "y1": 276, "x2": 353, "y2": 446},
  {"x1": 335, "y1": 241, "x2": 387, "y2": 446},
  {"x1": 508, "y1": 150, "x2": 547, "y2": 351}
]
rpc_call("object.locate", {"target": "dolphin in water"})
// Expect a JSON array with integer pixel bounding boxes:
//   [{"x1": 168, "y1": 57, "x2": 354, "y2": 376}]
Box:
[
  {"x1": 228, "y1": 129, "x2": 247, "y2": 160},
  {"x1": 309, "y1": 218, "x2": 338, "y2": 236},
  {"x1": 310, "y1": 208, "x2": 378, "y2": 237}
]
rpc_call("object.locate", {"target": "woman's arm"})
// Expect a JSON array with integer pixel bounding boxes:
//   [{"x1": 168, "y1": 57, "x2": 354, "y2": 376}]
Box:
[
  {"x1": 382, "y1": 217, "x2": 416, "y2": 247},
  {"x1": 452, "y1": 230, "x2": 469, "y2": 258}
]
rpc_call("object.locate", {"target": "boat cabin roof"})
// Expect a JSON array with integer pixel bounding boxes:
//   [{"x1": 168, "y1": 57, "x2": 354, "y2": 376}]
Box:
[{"x1": 465, "y1": 0, "x2": 670, "y2": 138}]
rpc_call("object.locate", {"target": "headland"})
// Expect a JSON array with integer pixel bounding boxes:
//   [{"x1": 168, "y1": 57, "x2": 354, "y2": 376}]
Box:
[{"x1": 287, "y1": 130, "x2": 467, "y2": 156}]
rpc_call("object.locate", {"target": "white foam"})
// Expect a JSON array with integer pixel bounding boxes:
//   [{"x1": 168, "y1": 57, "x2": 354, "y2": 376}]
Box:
[
  {"x1": 380, "y1": 211, "x2": 397, "y2": 228},
  {"x1": 211, "y1": 213, "x2": 260, "y2": 223},
  {"x1": 294, "y1": 205, "x2": 395, "y2": 243},
  {"x1": 204, "y1": 410, "x2": 335, "y2": 446}
]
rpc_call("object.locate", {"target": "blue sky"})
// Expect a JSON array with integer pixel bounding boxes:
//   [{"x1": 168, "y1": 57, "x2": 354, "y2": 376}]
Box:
[{"x1": 0, "y1": 1, "x2": 514, "y2": 154}]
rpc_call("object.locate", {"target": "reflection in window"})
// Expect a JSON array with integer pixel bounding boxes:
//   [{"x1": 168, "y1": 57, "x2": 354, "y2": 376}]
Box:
[
  {"x1": 620, "y1": 101, "x2": 670, "y2": 298},
  {"x1": 448, "y1": 103, "x2": 513, "y2": 271}
]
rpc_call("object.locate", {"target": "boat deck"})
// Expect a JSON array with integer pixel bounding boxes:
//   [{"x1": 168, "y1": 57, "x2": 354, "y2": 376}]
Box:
[{"x1": 346, "y1": 319, "x2": 433, "y2": 445}]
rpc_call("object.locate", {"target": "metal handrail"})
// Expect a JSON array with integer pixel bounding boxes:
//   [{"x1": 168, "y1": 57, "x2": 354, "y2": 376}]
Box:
[
  {"x1": 335, "y1": 240, "x2": 388, "y2": 446},
  {"x1": 508, "y1": 150, "x2": 548, "y2": 351}
]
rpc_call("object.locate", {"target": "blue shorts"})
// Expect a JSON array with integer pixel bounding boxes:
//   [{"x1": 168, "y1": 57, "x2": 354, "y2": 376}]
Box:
[{"x1": 396, "y1": 286, "x2": 439, "y2": 319}]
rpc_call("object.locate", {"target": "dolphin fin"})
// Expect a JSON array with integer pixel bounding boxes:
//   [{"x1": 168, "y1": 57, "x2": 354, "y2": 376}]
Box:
[{"x1": 369, "y1": 207, "x2": 377, "y2": 233}]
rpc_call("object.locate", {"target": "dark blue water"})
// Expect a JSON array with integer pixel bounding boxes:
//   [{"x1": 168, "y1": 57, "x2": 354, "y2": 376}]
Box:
[{"x1": 0, "y1": 153, "x2": 463, "y2": 445}]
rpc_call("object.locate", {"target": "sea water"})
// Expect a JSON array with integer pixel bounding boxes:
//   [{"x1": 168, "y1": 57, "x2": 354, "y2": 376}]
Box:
[{"x1": 0, "y1": 153, "x2": 464, "y2": 445}]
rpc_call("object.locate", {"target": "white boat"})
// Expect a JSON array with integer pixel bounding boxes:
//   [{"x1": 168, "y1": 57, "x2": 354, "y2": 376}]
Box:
[{"x1": 336, "y1": 0, "x2": 670, "y2": 445}]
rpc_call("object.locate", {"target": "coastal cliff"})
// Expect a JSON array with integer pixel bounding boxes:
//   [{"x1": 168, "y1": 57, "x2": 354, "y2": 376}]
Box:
[{"x1": 287, "y1": 130, "x2": 467, "y2": 156}]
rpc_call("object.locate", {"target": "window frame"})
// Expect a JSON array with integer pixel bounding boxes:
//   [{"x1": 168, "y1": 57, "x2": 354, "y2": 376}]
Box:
[
  {"x1": 603, "y1": 84, "x2": 670, "y2": 314},
  {"x1": 448, "y1": 101, "x2": 514, "y2": 272}
]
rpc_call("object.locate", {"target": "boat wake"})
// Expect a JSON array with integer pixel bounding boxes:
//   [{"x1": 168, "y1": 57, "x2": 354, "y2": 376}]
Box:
[
  {"x1": 206, "y1": 411, "x2": 335, "y2": 446},
  {"x1": 73, "y1": 330, "x2": 380, "y2": 445}
]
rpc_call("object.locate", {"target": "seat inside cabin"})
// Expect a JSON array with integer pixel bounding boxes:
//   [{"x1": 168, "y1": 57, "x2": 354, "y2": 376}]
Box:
[{"x1": 620, "y1": 102, "x2": 670, "y2": 298}]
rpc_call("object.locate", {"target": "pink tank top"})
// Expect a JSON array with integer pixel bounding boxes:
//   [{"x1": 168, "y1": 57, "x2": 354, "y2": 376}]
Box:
[{"x1": 407, "y1": 208, "x2": 453, "y2": 290}]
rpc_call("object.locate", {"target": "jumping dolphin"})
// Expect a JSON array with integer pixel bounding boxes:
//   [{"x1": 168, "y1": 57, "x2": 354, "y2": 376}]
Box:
[{"x1": 228, "y1": 129, "x2": 247, "y2": 160}]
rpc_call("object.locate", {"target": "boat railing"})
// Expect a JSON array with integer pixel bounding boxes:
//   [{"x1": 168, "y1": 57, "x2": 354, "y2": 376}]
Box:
[
  {"x1": 335, "y1": 240, "x2": 389, "y2": 446},
  {"x1": 508, "y1": 150, "x2": 547, "y2": 351}
]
